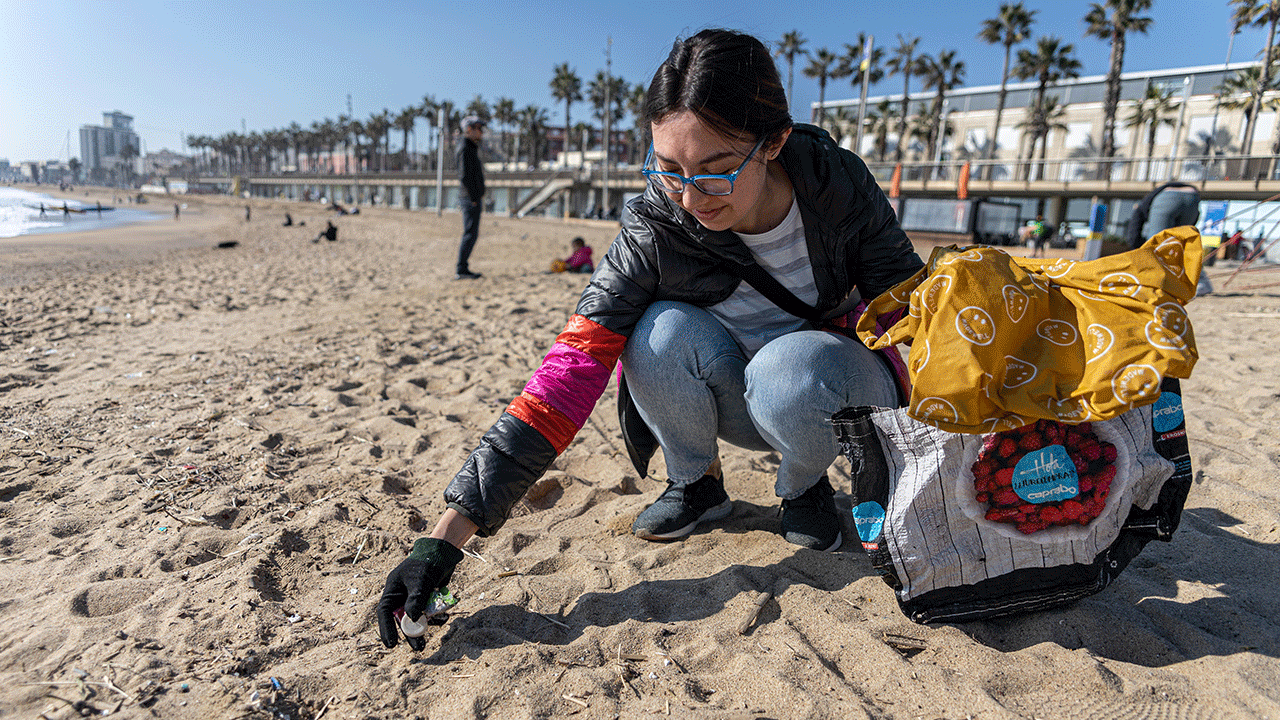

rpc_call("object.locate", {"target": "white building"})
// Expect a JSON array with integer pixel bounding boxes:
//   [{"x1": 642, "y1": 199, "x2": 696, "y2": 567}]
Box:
[{"x1": 79, "y1": 111, "x2": 141, "y2": 183}]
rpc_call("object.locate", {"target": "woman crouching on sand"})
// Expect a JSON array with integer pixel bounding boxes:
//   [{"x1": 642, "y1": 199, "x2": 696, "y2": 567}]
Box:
[{"x1": 378, "y1": 28, "x2": 924, "y2": 650}]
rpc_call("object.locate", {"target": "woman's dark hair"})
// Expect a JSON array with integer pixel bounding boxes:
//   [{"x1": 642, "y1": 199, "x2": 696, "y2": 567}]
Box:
[{"x1": 644, "y1": 29, "x2": 792, "y2": 147}]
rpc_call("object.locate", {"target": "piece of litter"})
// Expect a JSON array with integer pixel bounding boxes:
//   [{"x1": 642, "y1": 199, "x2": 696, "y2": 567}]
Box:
[
  {"x1": 270, "y1": 677, "x2": 283, "y2": 691},
  {"x1": 349, "y1": 588, "x2": 358, "y2": 595},
  {"x1": 157, "y1": 526, "x2": 169, "y2": 532},
  {"x1": 287, "y1": 614, "x2": 302, "y2": 623}
]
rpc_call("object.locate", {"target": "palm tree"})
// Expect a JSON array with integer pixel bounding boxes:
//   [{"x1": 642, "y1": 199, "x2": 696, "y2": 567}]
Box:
[
  {"x1": 1230, "y1": 0, "x2": 1280, "y2": 156},
  {"x1": 1218, "y1": 66, "x2": 1280, "y2": 154},
  {"x1": 1085, "y1": 0, "x2": 1154, "y2": 162},
  {"x1": 867, "y1": 98, "x2": 899, "y2": 161},
  {"x1": 824, "y1": 106, "x2": 857, "y2": 147},
  {"x1": 520, "y1": 104, "x2": 549, "y2": 168},
  {"x1": 918, "y1": 49, "x2": 966, "y2": 162},
  {"x1": 394, "y1": 107, "x2": 418, "y2": 170},
  {"x1": 1124, "y1": 84, "x2": 1178, "y2": 179},
  {"x1": 841, "y1": 33, "x2": 884, "y2": 93},
  {"x1": 1014, "y1": 36, "x2": 1081, "y2": 179},
  {"x1": 550, "y1": 63, "x2": 582, "y2": 165},
  {"x1": 494, "y1": 97, "x2": 516, "y2": 169},
  {"x1": 885, "y1": 35, "x2": 920, "y2": 161},
  {"x1": 366, "y1": 110, "x2": 392, "y2": 172},
  {"x1": 978, "y1": 3, "x2": 1037, "y2": 167},
  {"x1": 626, "y1": 82, "x2": 647, "y2": 164},
  {"x1": 1035, "y1": 96, "x2": 1070, "y2": 166},
  {"x1": 119, "y1": 141, "x2": 138, "y2": 187},
  {"x1": 775, "y1": 30, "x2": 808, "y2": 118},
  {"x1": 803, "y1": 48, "x2": 843, "y2": 128}
]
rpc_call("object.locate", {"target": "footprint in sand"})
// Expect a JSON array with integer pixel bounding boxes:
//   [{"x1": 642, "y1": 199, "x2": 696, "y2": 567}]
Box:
[{"x1": 69, "y1": 579, "x2": 159, "y2": 618}]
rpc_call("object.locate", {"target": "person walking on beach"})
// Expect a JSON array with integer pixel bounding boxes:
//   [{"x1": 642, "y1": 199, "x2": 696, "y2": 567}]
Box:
[
  {"x1": 377, "y1": 29, "x2": 923, "y2": 651},
  {"x1": 455, "y1": 116, "x2": 486, "y2": 280},
  {"x1": 245, "y1": 204, "x2": 252, "y2": 222},
  {"x1": 174, "y1": 203, "x2": 180, "y2": 220}
]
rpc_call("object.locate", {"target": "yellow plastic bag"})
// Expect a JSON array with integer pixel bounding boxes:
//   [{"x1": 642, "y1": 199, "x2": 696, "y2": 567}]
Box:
[{"x1": 856, "y1": 227, "x2": 1202, "y2": 433}]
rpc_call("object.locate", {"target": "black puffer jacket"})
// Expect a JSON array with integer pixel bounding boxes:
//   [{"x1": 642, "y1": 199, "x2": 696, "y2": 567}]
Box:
[{"x1": 443, "y1": 124, "x2": 922, "y2": 537}]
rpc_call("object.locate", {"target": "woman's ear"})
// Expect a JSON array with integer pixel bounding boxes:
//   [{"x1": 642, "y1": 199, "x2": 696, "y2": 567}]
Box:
[{"x1": 767, "y1": 127, "x2": 793, "y2": 159}]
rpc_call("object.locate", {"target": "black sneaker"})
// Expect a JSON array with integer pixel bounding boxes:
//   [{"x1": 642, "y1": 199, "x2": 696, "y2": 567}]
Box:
[
  {"x1": 780, "y1": 476, "x2": 843, "y2": 551},
  {"x1": 455, "y1": 270, "x2": 483, "y2": 280},
  {"x1": 632, "y1": 473, "x2": 732, "y2": 540}
]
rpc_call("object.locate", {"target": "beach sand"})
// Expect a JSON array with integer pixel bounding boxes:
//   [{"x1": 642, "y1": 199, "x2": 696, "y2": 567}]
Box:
[{"x1": 0, "y1": 193, "x2": 1277, "y2": 719}]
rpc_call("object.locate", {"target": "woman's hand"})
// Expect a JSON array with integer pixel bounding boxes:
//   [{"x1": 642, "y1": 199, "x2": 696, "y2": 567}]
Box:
[{"x1": 375, "y1": 509, "x2": 478, "y2": 651}]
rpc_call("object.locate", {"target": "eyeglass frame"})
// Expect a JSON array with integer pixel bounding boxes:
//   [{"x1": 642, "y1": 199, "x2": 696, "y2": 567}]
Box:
[{"x1": 641, "y1": 137, "x2": 766, "y2": 196}]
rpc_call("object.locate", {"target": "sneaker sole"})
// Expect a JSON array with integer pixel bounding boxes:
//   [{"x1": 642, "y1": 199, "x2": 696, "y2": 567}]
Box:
[
  {"x1": 634, "y1": 498, "x2": 732, "y2": 541},
  {"x1": 785, "y1": 529, "x2": 843, "y2": 552}
]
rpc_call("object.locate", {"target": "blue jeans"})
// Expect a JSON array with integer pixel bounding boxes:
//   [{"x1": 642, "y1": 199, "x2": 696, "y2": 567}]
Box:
[
  {"x1": 457, "y1": 198, "x2": 482, "y2": 274},
  {"x1": 621, "y1": 301, "x2": 898, "y2": 499}
]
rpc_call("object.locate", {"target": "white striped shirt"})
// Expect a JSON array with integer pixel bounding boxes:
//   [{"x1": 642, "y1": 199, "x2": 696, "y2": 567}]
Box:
[{"x1": 709, "y1": 197, "x2": 818, "y2": 356}]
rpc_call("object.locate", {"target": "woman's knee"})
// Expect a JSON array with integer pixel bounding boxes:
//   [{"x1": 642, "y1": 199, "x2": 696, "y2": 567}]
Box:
[{"x1": 745, "y1": 332, "x2": 894, "y2": 409}]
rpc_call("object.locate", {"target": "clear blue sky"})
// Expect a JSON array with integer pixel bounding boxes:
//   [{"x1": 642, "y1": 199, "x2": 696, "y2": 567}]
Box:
[{"x1": 0, "y1": 0, "x2": 1265, "y2": 163}]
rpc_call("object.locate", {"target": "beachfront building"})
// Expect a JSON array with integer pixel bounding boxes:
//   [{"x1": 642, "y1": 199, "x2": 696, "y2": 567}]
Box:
[
  {"x1": 819, "y1": 60, "x2": 1280, "y2": 237},
  {"x1": 79, "y1": 111, "x2": 141, "y2": 185},
  {"x1": 822, "y1": 60, "x2": 1269, "y2": 181}
]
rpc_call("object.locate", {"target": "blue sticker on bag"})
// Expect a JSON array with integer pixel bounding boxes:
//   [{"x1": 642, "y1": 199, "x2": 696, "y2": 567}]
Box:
[
  {"x1": 1012, "y1": 445, "x2": 1079, "y2": 504},
  {"x1": 852, "y1": 501, "x2": 885, "y2": 543},
  {"x1": 1151, "y1": 392, "x2": 1183, "y2": 433}
]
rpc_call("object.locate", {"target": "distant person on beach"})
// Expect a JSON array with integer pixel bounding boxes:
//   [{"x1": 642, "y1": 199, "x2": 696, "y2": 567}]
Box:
[
  {"x1": 551, "y1": 236, "x2": 594, "y2": 273},
  {"x1": 378, "y1": 28, "x2": 923, "y2": 651},
  {"x1": 245, "y1": 204, "x2": 251, "y2": 222},
  {"x1": 62, "y1": 203, "x2": 69, "y2": 219},
  {"x1": 174, "y1": 203, "x2": 180, "y2": 220},
  {"x1": 96, "y1": 202, "x2": 103, "y2": 218},
  {"x1": 1127, "y1": 182, "x2": 1200, "y2": 250},
  {"x1": 38, "y1": 203, "x2": 46, "y2": 217},
  {"x1": 454, "y1": 115, "x2": 486, "y2": 280},
  {"x1": 283, "y1": 213, "x2": 293, "y2": 226},
  {"x1": 312, "y1": 221, "x2": 337, "y2": 243}
]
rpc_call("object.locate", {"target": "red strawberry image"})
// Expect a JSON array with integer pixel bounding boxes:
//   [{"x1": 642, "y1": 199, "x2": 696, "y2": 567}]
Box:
[{"x1": 971, "y1": 421, "x2": 1117, "y2": 535}]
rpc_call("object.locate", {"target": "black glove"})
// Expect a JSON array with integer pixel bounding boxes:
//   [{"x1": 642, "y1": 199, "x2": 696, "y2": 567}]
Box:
[{"x1": 376, "y1": 537, "x2": 463, "y2": 651}]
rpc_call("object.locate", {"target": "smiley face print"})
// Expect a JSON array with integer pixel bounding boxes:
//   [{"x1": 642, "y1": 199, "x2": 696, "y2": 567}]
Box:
[
  {"x1": 955, "y1": 306, "x2": 996, "y2": 345},
  {"x1": 1002, "y1": 285, "x2": 1029, "y2": 323},
  {"x1": 910, "y1": 338, "x2": 931, "y2": 374},
  {"x1": 914, "y1": 396, "x2": 959, "y2": 424},
  {"x1": 1100, "y1": 272, "x2": 1141, "y2": 298},
  {"x1": 1002, "y1": 356, "x2": 1038, "y2": 388},
  {"x1": 1112, "y1": 364, "x2": 1162, "y2": 404},
  {"x1": 1153, "y1": 302, "x2": 1191, "y2": 338},
  {"x1": 921, "y1": 274, "x2": 952, "y2": 315},
  {"x1": 1153, "y1": 238, "x2": 1185, "y2": 277},
  {"x1": 1047, "y1": 396, "x2": 1092, "y2": 422},
  {"x1": 1042, "y1": 259, "x2": 1076, "y2": 279},
  {"x1": 1085, "y1": 324, "x2": 1115, "y2": 364},
  {"x1": 1036, "y1": 318, "x2": 1078, "y2": 346}
]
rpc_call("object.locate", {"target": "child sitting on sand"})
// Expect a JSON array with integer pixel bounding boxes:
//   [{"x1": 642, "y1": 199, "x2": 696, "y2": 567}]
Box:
[{"x1": 551, "y1": 237, "x2": 593, "y2": 273}]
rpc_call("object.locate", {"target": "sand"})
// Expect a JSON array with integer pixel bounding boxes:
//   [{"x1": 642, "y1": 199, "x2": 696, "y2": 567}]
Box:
[{"x1": 0, "y1": 192, "x2": 1277, "y2": 720}]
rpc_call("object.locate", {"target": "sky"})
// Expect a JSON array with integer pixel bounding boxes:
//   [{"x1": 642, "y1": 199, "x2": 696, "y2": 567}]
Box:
[{"x1": 0, "y1": 0, "x2": 1270, "y2": 163}]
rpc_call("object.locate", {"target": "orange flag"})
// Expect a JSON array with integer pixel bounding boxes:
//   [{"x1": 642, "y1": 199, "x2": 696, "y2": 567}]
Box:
[
  {"x1": 890, "y1": 163, "x2": 902, "y2": 198},
  {"x1": 957, "y1": 161, "x2": 971, "y2": 200}
]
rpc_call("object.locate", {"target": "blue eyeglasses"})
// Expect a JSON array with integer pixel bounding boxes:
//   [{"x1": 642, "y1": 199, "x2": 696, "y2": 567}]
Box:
[{"x1": 641, "y1": 138, "x2": 766, "y2": 196}]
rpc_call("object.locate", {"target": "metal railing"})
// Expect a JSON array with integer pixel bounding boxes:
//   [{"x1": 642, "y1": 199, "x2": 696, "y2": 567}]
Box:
[{"x1": 866, "y1": 153, "x2": 1280, "y2": 187}]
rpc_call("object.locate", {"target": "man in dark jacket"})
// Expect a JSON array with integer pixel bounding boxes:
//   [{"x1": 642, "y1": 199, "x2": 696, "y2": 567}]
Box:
[{"x1": 455, "y1": 116, "x2": 487, "y2": 280}]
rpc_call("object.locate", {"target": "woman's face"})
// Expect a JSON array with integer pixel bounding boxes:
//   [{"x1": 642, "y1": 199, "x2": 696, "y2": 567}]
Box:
[{"x1": 649, "y1": 111, "x2": 783, "y2": 234}]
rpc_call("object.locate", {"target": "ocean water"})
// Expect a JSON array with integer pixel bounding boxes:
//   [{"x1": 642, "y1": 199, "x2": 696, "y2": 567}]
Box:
[{"x1": 0, "y1": 186, "x2": 163, "y2": 238}]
